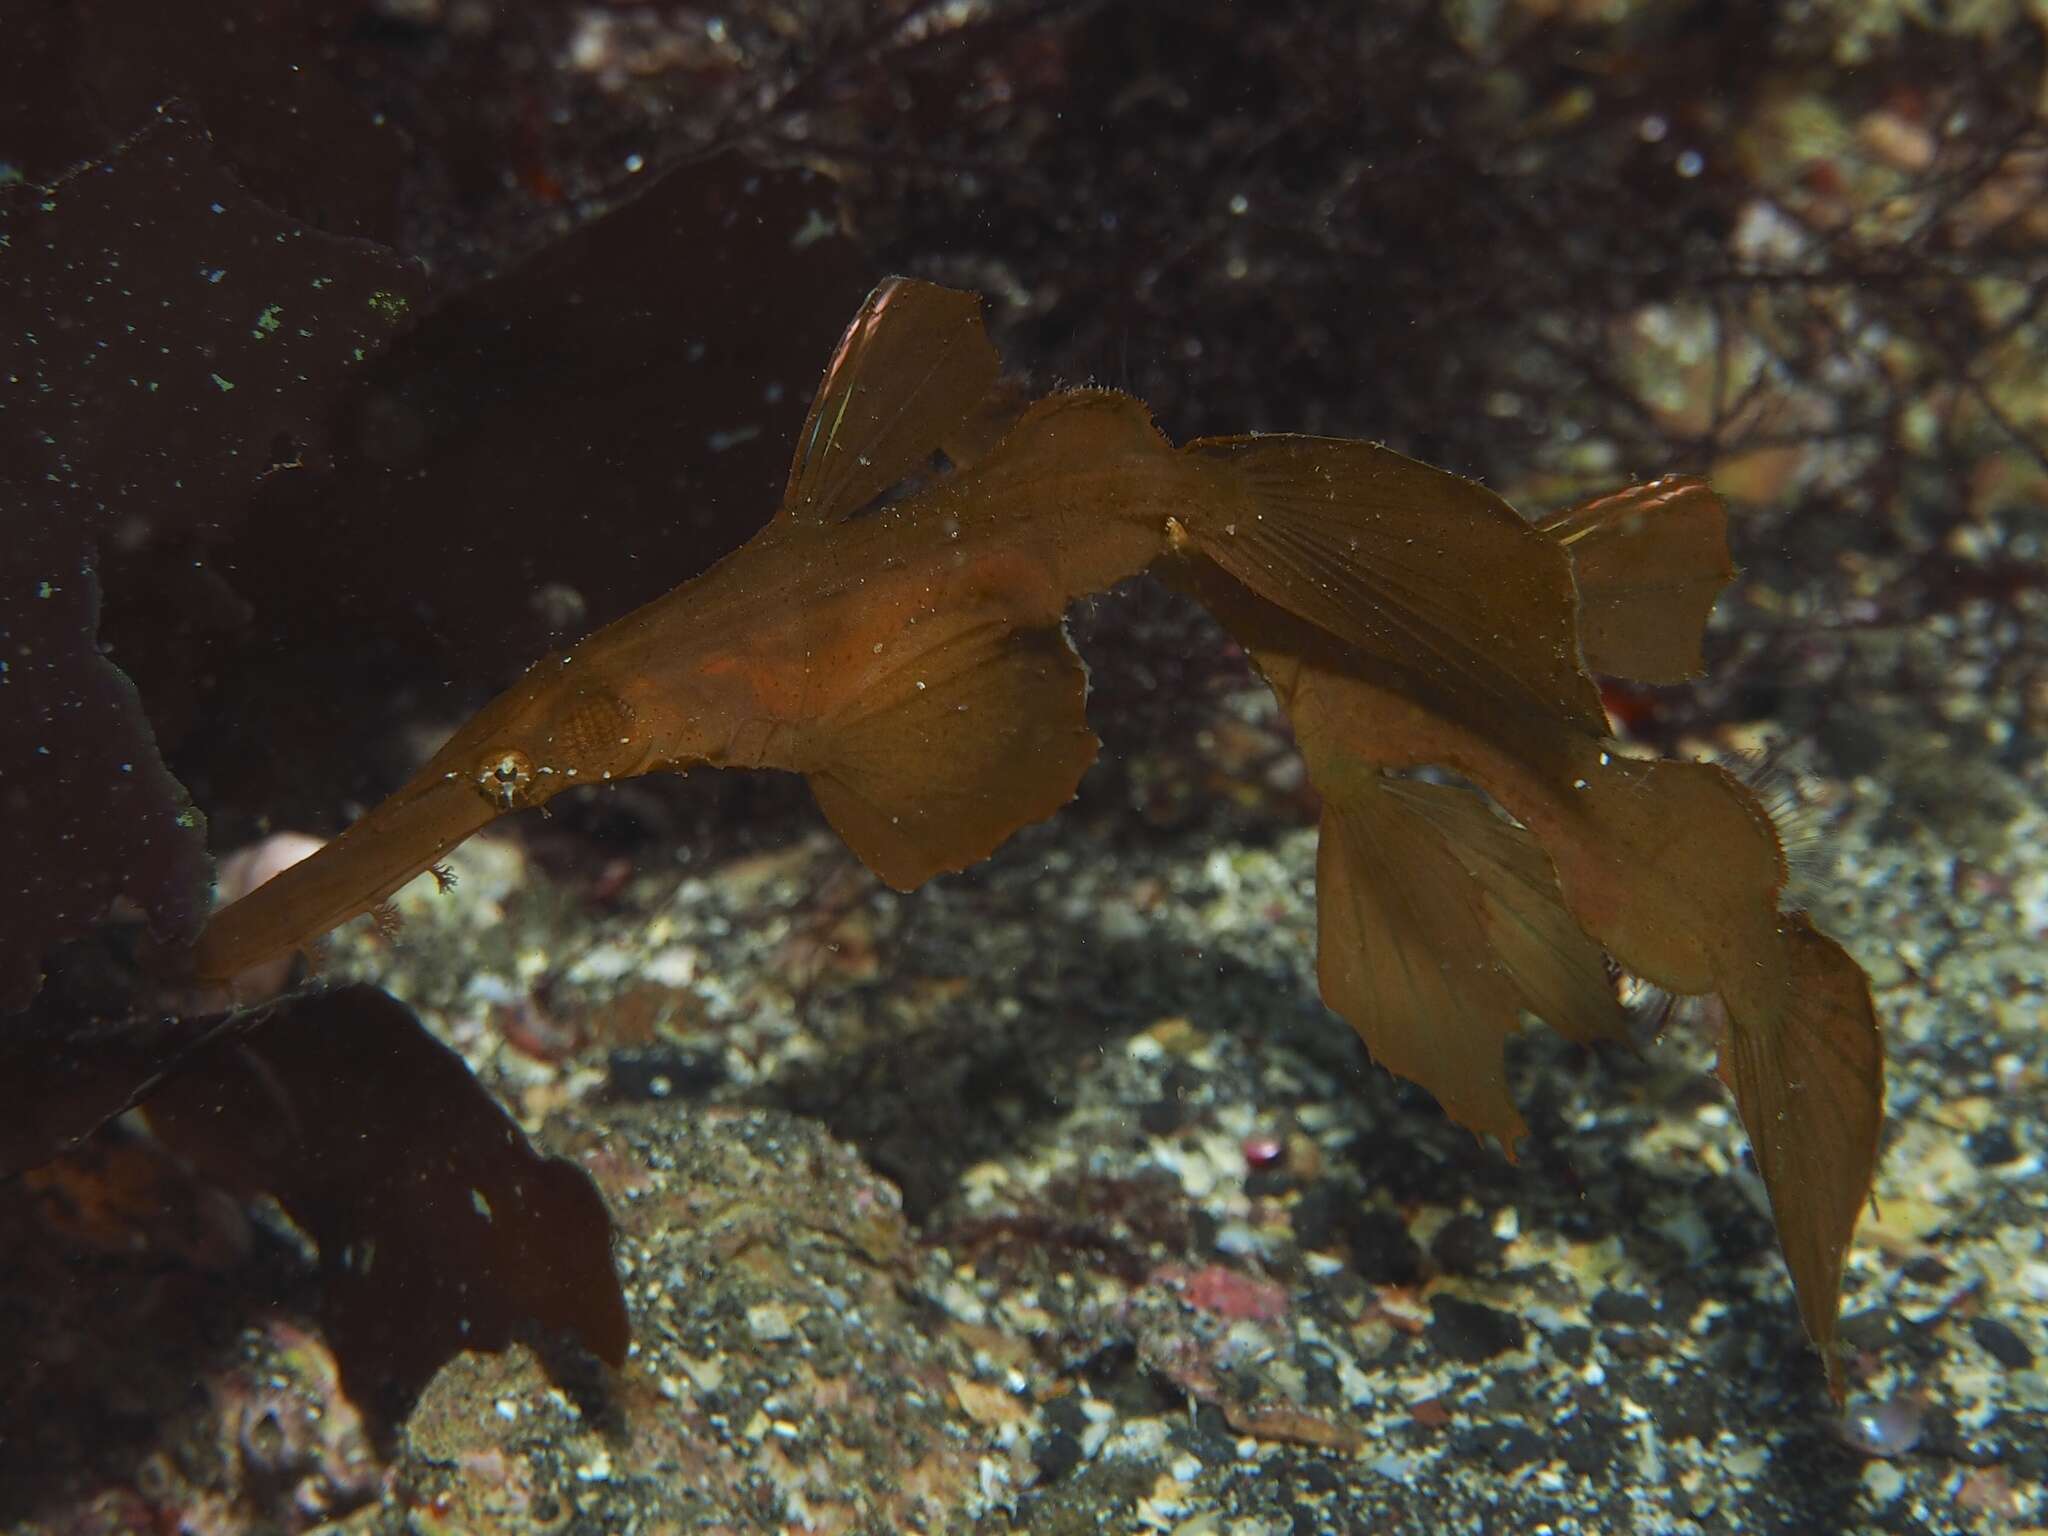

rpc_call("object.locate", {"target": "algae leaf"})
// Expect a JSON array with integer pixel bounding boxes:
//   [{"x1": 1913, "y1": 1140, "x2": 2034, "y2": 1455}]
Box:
[
  {"x1": 145, "y1": 986, "x2": 628, "y2": 1423},
  {"x1": 0, "y1": 986, "x2": 627, "y2": 1427},
  {"x1": 0, "y1": 105, "x2": 426, "y2": 1012}
]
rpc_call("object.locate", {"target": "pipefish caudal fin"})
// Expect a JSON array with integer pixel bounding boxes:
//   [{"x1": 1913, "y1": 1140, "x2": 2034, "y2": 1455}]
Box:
[{"x1": 187, "y1": 276, "x2": 1881, "y2": 1397}]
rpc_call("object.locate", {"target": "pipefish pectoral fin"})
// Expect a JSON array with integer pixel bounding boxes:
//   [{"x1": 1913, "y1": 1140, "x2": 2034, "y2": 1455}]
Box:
[
  {"x1": 795, "y1": 618, "x2": 1097, "y2": 891},
  {"x1": 188, "y1": 768, "x2": 498, "y2": 987}
]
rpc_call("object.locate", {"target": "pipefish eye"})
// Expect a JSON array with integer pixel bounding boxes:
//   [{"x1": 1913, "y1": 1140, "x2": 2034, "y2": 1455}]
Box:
[{"x1": 476, "y1": 749, "x2": 537, "y2": 809}]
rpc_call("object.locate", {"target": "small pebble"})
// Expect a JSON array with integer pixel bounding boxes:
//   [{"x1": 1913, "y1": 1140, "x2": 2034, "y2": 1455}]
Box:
[
  {"x1": 1970, "y1": 1316, "x2": 2034, "y2": 1370},
  {"x1": 1839, "y1": 1396, "x2": 1924, "y2": 1459},
  {"x1": 1862, "y1": 1461, "x2": 1907, "y2": 1504},
  {"x1": 1241, "y1": 1133, "x2": 1285, "y2": 1171}
]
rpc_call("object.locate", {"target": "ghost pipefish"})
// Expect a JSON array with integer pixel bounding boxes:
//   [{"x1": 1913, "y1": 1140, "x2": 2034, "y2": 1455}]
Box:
[{"x1": 188, "y1": 277, "x2": 1882, "y2": 1396}]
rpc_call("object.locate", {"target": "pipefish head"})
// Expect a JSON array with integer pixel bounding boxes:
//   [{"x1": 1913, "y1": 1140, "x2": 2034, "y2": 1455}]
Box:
[{"x1": 441, "y1": 670, "x2": 654, "y2": 816}]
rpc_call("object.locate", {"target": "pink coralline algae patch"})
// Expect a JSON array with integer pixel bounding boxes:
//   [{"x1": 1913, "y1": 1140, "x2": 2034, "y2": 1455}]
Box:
[
  {"x1": 1157, "y1": 1263, "x2": 1290, "y2": 1322},
  {"x1": 1240, "y1": 1133, "x2": 1287, "y2": 1171}
]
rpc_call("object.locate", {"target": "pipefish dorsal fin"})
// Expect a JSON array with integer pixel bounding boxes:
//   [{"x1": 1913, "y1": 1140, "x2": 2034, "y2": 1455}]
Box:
[{"x1": 780, "y1": 276, "x2": 1001, "y2": 524}]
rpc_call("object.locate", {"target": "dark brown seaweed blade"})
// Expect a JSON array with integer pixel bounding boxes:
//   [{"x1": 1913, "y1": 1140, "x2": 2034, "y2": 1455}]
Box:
[
  {"x1": 144, "y1": 986, "x2": 628, "y2": 1424},
  {"x1": 0, "y1": 108, "x2": 425, "y2": 1012},
  {"x1": 0, "y1": 1010, "x2": 237, "y2": 1179}
]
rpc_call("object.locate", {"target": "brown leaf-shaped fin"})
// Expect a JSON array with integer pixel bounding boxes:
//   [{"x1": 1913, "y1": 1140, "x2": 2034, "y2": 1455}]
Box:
[
  {"x1": 799, "y1": 621, "x2": 1098, "y2": 890},
  {"x1": 1316, "y1": 773, "x2": 1625, "y2": 1149},
  {"x1": 781, "y1": 276, "x2": 1001, "y2": 523},
  {"x1": 1382, "y1": 780, "x2": 1629, "y2": 1052},
  {"x1": 1177, "y1": 435, "x2": 1609, "y2": 736},
  {"x1": 1333, "y1": 663, "x2": 1788, "y2": 997},
  {"x1": 1175, "y1": 525, "x2": 1879, "y2": 1383},
  {"x1": 1171, "y1": 550, "x2": 1784, "y2": 998},
  {"x1": 1537, "y1": 476, "x2": 1735, "y2": 683},
  {"x1": 1716, "y1": 914, "x2": 1884, "y2": 1401}
]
